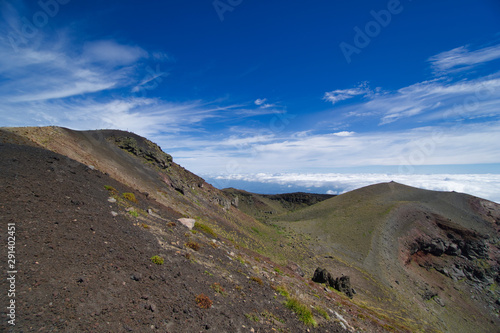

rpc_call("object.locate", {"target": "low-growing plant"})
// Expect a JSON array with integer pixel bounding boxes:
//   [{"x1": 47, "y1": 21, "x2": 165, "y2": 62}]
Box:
[
  {"x1": 122, "y1": 192, "x2": 138, "y2": 203},
  {"x1": 285, "y1": 298, "x2": 317, "y2": 327},
  {"x1": 315, "y1": 306, "x2": 330, "y2": 320},
  {"x1": 236, "y1": 256, "x2": 246, "y2": 264},
  {"x1": 129, "y1": 210, "x2": 139, "y2": 217},
  {"x1": 141, "y1": 223, "x2": 150, "y2": 228},
  {"x1": 251, "y1": 227, "x2": 262, "y2": 235},
  {"x1": 104, "y1": 185, "x2": 117, "y2": 193},
  {"x1": 194, "y1": 222, "x2": 217, "y2": 238},
  {"x1": 150, "y1": 255, "x2": 164, "y2": 265},
  {"x1": 274, "y1": 267, "x2": 283, "y2": 274},
  {"x1": 250, "y1": 276, "x2": 263, "y2": 285},
  {"x1": 195, "y1": 294, "x2": 213, "y2": 309},
  {"x1": 245, "y1": 313, "x2": 260, "y2": 322},
  {"x1": 261, "y1": 310, "x2": 285, "y2": 324},
  {"x1": 185, "y1": 241, "x2": 200, "y2": 251},
  {"x1": 211, "y1": 282, "x2": 225, "y2": 294},
  {"x1": 273, "y1": 285, "x2": 289, "y2": 298}
]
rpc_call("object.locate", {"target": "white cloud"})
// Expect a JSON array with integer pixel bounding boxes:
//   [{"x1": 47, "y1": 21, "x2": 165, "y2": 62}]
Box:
[
  {"x1": 330, "y1": 74, "x2": 500, "y2": 125},
  {"x1": 82, "y1": 40, "x2": 148, "y2": 66},
  {"x1": 254, "y1": 98, "x2": 276, "y2": 109},
  {"x1": 0, "y1": 37, "x2": 137, "y2": 104},
  {"x1": 323, "y1": 82, "x2": 373, "y2": 105},
  {"x1": 212, "y1": 173, "x2": 500, "y2": 203},
  {"x1": 429, "y1": 43, "x2": 500, "y2": 74},
  {"x1": 333, "y1": 131, "x2": 355, "y2": 137},
  {"x1": 173, "y1": 121, "x2": 500, "y2": 179}
]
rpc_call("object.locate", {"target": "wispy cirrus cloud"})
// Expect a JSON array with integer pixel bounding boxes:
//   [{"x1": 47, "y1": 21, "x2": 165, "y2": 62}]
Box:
[
  {"x1": 323, "y1": 43, "x2": 500, "y2": 126},
  {"x1": 323, "y1": 82, "x2": 375, "y2": 105},
  {"x1": 82, "y1": 40, "x2": 149, "y2": 66},
  {"x1": 0, "y1": 16, "x2": 276, "y2": 139},
  {"x1": 254, "y1": 98, "x2": 277, "y2": 109},
  {"x1": 429, "y1": 43, "x2": 500, "y2": 74}
]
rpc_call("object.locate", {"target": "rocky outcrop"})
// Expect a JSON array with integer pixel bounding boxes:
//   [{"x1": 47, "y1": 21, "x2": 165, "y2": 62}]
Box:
[
  {"x1": 409, "y1": 218, "x2": 499, "y2": 287},
  {"x1": 112, "y1": 136, "x2": 172, "y2": 169},
  {"x1": 312, "y1": 267, "x2": 355, "y2": 298}
]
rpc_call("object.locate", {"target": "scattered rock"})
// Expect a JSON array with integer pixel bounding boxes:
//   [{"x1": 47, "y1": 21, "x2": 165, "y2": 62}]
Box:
[
  {"x1": 130, "y1": 273, "x2": 142, "y2": 281},
  {"x1": 287, "y1": 262, "x2": 305, "y2": 277},
  {"x1": 108, "y1": 197, "x2": 117, "y2": 203},
  {"x1": 434, "y1": 296, "x2": 445, "y2": 307},
  {"x1": 111, "y1": 211, "x2": 118, "y2": 217},
  {"x1": 177, "y1": 218, "x2": 195, "y2": 230}
]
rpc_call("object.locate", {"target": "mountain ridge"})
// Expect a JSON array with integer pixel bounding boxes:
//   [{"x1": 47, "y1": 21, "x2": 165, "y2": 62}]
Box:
[{"x1": 1, "y1": 126, "x2": 499, "y2": 332}]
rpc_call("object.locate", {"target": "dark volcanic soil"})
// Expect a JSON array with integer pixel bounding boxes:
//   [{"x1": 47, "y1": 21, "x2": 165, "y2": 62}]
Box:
[{"x1": 0, "y1": 142, "x2": 347, "y2": 332}]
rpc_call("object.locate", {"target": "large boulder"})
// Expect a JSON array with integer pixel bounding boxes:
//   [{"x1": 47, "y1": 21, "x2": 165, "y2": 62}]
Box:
[
  {"x1": 312, "y1": 267, "x2": 354, "y2": 298},
  {"x1": 312, "y1": 267, "x2": 331, "y2": 284}
]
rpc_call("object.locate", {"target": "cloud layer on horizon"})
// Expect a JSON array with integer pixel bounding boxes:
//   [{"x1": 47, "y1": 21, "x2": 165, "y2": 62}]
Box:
[{"x1": 210, "y1": 173, "x2": 500, "y2": 204}]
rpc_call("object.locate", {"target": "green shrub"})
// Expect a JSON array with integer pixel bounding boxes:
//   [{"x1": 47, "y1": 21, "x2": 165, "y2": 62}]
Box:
[
  {"x1": 150, "y1": 255, "x2": 164, "y2": 265},
  {"x1": 251, "y1": 227, "x2": 262, "y2": 235},
  {"x1": 195, "y1": 294, "x2": 212, "y2": 309},
  {"x1": 104, "y1": 185, "x2": 117, "y2": 192},
  {"x1": 211, "y1": 282, "x2": 225, "y2": 294},
  {"x1": 194, "y1": 222, "x2": 217, "y2": 238},
  {"x1": 185, "y1": 241, "x2": 200, "y2": 251},
  {"x1": 250, "y1": 276, "x2": 263, "y2": 285},
  {"x1": 315, "y1": 306, "x2": 330, "y2": 320},
  {"x1": 122, "y1": 192, "x2": 137, "y2": 203},
  {"x1": 128, "y1": 210, "x2": 139, "y2": 217},
  {"x1": 285, "y1": 298, "x2": 317, "y2": 327},
  {"x1": 245, "y1": 313, "x2": 260, "y2": 322},
  {"x1": 274, "y1": 285, "x2": 289, "y2": 298}
]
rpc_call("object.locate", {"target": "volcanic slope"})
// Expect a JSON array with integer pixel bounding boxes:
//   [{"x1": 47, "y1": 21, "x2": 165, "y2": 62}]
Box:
[
  {"x1": 2, "y1": 126, "x2": 499, "y2": 332},
  {"x1": 0, "y1": 139, "x2": 356, "y2": 332},
  {"x1": 0, "y1": 126, "x2": 296, "y2": 263},
  {"x1": 2, "y1": 127, "x2": 420, "y2": 332},
  {"x1": 273, "y1": 182, "x2": 500, "y2": 333}
]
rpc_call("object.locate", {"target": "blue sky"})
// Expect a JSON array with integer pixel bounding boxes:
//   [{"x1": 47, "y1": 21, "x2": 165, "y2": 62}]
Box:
[{"x1": 1, "y1": 0, "x2": 500, "y2": 201}]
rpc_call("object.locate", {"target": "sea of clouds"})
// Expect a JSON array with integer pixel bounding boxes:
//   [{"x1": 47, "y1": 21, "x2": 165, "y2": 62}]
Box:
[{"x1": 207, "y1": 173, "x2": 500, "y2": 203}]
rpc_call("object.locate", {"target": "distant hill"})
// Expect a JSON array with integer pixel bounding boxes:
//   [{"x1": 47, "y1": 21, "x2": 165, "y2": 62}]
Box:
[
  {"x1": 273, "y1": 181, "x2": 500, "y2": 332},
  {"x1": 222, "y1": 188, "x2": 334, "y2": 221},
  {"x1": 1, "y1": 126, "x2": 499, "y2": 332}
]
